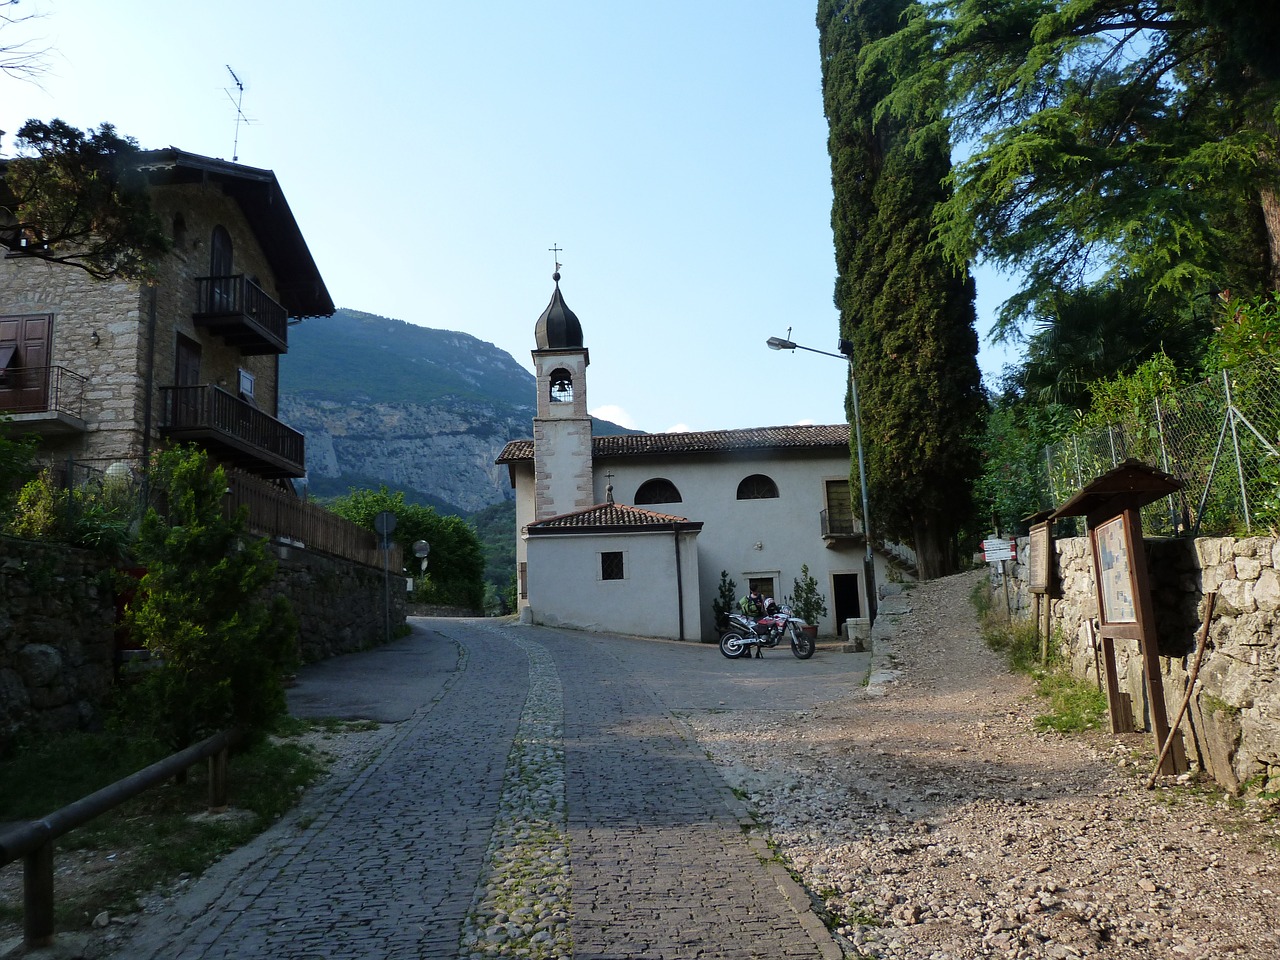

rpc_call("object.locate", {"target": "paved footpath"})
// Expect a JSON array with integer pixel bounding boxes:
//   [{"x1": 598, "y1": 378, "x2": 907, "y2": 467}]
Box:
[{"x1": 112, "y1": 619, "x2": 853, "y2": 960}]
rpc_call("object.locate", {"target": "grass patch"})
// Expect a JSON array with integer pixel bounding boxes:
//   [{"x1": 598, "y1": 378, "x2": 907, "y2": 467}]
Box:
[
  {"x1": 0, "y1": 718, "x2": 330, "y2": 931},
  {"x1": 971, "y1": 587, "x2": 1106, "y2": 734}
]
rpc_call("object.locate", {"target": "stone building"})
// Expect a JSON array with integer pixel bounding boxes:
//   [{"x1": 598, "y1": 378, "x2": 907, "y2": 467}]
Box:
[
  {"x1": 497, "y1": 275, "x2": 894, "y2": 641},
  {"x1": 0, "y1": 148, "x2": 332, "y2": 486}
]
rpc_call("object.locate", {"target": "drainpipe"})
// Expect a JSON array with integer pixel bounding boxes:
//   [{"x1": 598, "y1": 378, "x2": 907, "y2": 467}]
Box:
[
  {"x1": 672, "y1": 524, "x2": 685, "y2": 641},
  {"x1": 140, "y1": 284, "x2": 158, "y2": 501}
]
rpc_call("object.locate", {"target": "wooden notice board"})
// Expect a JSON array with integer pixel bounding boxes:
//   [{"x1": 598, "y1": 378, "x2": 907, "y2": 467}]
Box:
[{"x1": 1051, "y1": 460, "x2": 1185, "y2": 776}]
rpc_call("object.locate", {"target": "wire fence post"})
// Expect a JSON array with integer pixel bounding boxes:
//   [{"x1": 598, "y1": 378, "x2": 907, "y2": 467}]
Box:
[{"x1": 1223, "y1": 370, "x2": 1252, "y2": 532}]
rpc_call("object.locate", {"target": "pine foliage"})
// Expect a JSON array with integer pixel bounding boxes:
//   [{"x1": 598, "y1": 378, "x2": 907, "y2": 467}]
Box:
[{"x1": 818, "y1": 0, "x2": 985, "y2": 577}]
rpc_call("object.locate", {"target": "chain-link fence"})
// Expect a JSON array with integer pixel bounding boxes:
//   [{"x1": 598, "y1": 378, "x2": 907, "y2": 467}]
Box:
[{"x1": 1044, "y1": 356, "x2": 1280, "y2": 536}]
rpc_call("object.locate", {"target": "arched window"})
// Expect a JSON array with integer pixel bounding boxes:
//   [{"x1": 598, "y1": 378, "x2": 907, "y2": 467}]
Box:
[
  {"x1": 209, "y1": 225, "x2": 233, "y2": 275},
  {"x1": 736, "y1": 474, "x2": 779, "y2": 500},
  {"x1": 209, "y1": 225, "x2": 234, "y2": 311},
  {"x1": 549, "y1": 367, "x2": 574, "y2": 403},
  {"x1": 635, "y1": 478, "x2": 682, "y2": 504}
]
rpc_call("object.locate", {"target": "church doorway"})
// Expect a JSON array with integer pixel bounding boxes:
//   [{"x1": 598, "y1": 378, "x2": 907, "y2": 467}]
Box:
[{"x1": 832, "y1": 572, "x2": 861, "y2": 633}]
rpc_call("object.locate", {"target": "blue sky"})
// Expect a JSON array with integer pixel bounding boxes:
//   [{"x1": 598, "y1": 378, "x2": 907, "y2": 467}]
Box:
[{"x1": 2, "y1": 1, "x2": 1019, "y2": 433}]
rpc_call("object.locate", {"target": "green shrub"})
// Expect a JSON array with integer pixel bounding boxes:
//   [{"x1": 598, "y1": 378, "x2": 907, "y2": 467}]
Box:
[
  {"x1": 711, "y1": 570, "x2": 737, "y2": 636},
  {"x1": 124, "y1": 446, "x2": 298, "y2": 748}
]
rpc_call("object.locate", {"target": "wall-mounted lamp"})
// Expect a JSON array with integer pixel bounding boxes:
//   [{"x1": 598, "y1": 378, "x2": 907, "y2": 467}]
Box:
[{"x1": 90, "y1": 330, "x2": 100, "y2": 347}]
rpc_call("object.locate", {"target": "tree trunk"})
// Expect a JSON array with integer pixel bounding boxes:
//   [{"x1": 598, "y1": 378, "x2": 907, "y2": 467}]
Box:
[
  {"x1": 1260, "y1": 184, "x2": 1280, "y2": 292},
  {"x1": 911, "y1": 510, "x2": 959, "y2": 580}
]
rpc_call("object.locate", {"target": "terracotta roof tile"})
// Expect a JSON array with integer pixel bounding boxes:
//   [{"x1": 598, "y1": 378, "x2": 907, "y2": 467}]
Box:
[
  {"x1": 497, "y1": 423, "x2": 849, "y2": 465},
  {"x1": 527, "y1": 501, "x2": 701, "y2": 533}
]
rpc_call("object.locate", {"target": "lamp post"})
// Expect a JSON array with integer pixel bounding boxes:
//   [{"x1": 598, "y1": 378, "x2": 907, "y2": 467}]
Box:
[{"x1": 766, "y1": 333, "x2": 877, "y2": 627}]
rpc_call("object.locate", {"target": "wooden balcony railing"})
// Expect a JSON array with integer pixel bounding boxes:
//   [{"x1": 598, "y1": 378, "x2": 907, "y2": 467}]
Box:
[
  {"x1": 159, "y1": 384, "x2": 304, "y2": 479},
  {"x1": 193, "y1": 274, "x2": 288, "y2": 355}
]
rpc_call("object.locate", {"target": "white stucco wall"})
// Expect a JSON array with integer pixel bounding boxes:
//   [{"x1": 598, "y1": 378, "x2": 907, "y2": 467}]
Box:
[
  {"x1": 591, "y1": 450, "x2": 889, "y2": 640},
  {"x1": 526, "y1": 528, "x2": 701, "y2": 640}
]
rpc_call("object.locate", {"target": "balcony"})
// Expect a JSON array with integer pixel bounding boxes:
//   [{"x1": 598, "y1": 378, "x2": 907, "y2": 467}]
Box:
[
  {"x1": 159, "y1": 384, "x2": 304, "y2": 479},
  {"x1": 820, "y1": 508, "x2": 864, "y2": 546},
  {"x1": 0, "y1": 365, "x2": 88, "y2": 435},
  {"x1": 193, "y1": 275, "x2": 289, "y2": 355}
]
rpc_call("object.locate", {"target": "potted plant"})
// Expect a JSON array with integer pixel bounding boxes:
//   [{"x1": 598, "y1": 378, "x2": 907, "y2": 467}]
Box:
[{"x1": 786, "y1": 564, "x2": 828, "y2": 638}]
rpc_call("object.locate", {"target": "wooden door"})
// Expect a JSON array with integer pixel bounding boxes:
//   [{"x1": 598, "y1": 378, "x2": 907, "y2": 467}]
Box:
[
  {"x1": 173, "y1": 335, "x2": 202, "y2": 425},
  {"x1": 0, "y1": 314, "x2": 52, "y2": 412}
]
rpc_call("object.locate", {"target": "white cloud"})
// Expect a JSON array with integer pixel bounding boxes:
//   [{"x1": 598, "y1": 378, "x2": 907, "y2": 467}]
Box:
[
  {"x1": 590, "y1": 405, "x2": 638, "y2": 430},
  {"x1": 665, "y1": 423, "x2": 693, "y2": 433}
]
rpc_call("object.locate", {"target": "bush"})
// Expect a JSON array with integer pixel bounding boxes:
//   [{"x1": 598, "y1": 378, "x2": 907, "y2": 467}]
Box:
[
  {"x1": 124, "y1": 446, "x2": 298, "y2": 748},
  {"x1": 786, "y1": 564, "x2": 829, "y2": 626},
  {"x1": 711, "y1": 570, "x2": 737, "y2": 637}
]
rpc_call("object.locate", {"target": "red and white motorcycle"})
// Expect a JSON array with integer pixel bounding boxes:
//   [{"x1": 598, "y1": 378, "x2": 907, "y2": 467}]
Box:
[{"x1": 719, "y1": 601, "x2": 815, "y2": 660}]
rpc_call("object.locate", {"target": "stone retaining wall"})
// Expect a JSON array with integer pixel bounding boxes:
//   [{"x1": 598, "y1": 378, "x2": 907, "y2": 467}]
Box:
[
  {"x1": 272, "y1": 543, "x2": 407, "y2": 663},
  {"x1": 0, "y1": 537, "x2": 117, "y2": 749},
  {"x1": 1002, "y1": 533, "x2": 1279, "y2": 792},
  {"x1": 1, "y1": 537, "x2": 406, "y2": 748}
]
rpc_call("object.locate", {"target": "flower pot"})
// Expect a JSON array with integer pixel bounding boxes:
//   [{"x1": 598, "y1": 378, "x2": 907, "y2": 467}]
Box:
[{"x1": 799, "y1": 624, "x2": 819, "y2": 640}]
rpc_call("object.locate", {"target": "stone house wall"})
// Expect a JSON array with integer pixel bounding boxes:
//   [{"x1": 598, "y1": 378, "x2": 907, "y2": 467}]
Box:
[
  {"x1": 0, "y1": 178, "x2": 287, "y2": 473},
  {"x1": 1003, "y1": 533, "x2": 1280, "y2": 792},
  {"x1": 1, "y1": 536, "x2": 406, "y2": 750}
]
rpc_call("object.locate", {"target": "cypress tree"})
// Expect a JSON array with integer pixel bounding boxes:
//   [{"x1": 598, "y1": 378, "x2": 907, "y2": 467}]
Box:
[{"x1": 818, "y1": 0, "x2": 984, "y2": 578}]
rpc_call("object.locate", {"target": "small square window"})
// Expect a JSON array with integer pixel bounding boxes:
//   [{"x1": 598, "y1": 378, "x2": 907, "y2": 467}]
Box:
[{"x1": 601, "y1": 551, "x2": 624, "y2": 581}]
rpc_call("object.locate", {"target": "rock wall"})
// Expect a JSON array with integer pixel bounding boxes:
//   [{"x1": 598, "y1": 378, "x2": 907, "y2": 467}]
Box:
[
  {"x1": 1004, "y1": 533, "x2": 1280, "y2": 792},
  {"x1": 1, "y1": 537, "x2": 406, "y2": 748},
  {"x1": 271, "y1": 543, "x2": 408, "y2": 663},
  {"x1": 0, "y1": 537, "x2": 117, "y2": 749}
]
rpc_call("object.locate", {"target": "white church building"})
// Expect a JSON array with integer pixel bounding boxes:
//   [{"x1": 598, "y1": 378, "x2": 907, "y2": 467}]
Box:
[{"x1": 496, "y1": 274, "x2": 888, "y2": 642}]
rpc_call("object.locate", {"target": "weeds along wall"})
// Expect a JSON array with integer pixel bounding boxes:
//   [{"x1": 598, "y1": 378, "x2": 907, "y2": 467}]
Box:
[
  {"x1": 1, "y1": 536, "x2": 407, "y2": 748},
  {"x1": 1002, "y1": 534, "x2": 1280, "y2": 793}
]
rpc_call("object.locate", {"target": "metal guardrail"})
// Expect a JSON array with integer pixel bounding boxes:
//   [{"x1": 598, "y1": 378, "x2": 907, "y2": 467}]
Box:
[{"x1": 0, "y1": 728, "x2": 241, "y2": 949}]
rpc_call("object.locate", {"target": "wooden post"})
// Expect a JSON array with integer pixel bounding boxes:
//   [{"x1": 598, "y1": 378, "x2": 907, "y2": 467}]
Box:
[
  {"x1": 208, "y1": 748, "x2": 229, "y2": 813},
  {"x1": 24, "y1": 842, "x2": 55, "y2": 948},
  {"x1": 1124, "y1": 509, "x2": 1178, "y2": 775}
]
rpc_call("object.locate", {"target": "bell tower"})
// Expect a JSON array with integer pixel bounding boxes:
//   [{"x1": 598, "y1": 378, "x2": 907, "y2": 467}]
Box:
[{"x1": 531, "y1": 267, "x2": 593, "y2": 521}]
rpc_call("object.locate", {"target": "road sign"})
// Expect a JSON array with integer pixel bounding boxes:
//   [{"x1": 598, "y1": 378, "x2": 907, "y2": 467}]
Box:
[{"x1": 982, "y1": 537, "x2": 1016, "y2": 563}]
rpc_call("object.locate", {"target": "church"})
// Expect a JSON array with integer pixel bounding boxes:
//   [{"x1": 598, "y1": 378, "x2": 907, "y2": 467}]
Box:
[{"x1": 496, "y1": 273, "x2": 887, "y2": 642}]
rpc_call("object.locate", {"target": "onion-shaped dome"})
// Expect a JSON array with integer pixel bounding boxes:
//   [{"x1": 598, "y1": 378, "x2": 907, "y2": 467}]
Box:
[{"x1": 534, "y1": 272, "x2": 583, "y2": 349}]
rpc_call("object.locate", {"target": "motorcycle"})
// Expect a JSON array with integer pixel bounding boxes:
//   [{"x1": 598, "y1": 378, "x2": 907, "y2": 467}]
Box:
[{"x1": 719, "y1": 602, "x2": 815, "y2": 660}]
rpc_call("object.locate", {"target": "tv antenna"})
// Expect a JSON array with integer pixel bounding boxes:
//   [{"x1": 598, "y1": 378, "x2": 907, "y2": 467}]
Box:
[{"x1": 224, "y1": 65, "x2": 254, "y2": 161}]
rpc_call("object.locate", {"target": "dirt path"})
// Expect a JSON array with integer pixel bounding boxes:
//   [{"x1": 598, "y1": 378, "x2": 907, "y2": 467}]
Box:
[{"x1": 685, "y1": 570, "x2": 1280, "y2": 960}]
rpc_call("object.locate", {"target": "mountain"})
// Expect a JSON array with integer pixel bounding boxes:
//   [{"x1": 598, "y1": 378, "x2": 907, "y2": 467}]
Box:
[{"x1": 279, "y1": 308, "x2": 632, "y2": 516}]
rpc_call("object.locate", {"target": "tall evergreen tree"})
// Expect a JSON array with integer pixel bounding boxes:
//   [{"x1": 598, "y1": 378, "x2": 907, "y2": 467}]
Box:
[
  {"x1": 818, "y1": 0, "x2": 984, "y2": 578},
  {"x1": 870, "y1": 1, "x2": 1280, "y2": 337}
]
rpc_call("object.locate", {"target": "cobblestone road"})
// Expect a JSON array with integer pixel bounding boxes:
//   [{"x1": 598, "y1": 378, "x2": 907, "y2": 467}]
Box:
[{"x1": 112, "y1": 619, "x2": 856, "y2": 960}]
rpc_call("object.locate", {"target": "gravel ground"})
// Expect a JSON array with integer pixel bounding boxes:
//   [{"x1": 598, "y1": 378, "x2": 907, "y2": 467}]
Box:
[{"x1": 683, "y1": 570, "x2": 1280, "y2": 960}]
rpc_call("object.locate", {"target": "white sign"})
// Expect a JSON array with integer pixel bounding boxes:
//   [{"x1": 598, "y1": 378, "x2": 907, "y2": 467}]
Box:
[{"x1": 982, "y1": 537, "x2": 1016, "y2": 563}]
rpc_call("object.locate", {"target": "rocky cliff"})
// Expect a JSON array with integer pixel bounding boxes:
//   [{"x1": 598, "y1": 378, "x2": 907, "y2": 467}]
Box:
[{"x1": 280, "y1": 308, "x2": 629, "y2": 514}]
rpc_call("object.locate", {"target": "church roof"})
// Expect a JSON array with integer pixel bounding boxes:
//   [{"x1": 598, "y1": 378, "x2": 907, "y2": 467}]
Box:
[
  {"x1": 497, "y1": 423, "x2": 851, "y2": 464},
  {"x1": 533, "y1": 274, "x2": 583, "y2": 350},
  {"x1": 526, "y1": 501, "x2": 702, "y2": 535}
]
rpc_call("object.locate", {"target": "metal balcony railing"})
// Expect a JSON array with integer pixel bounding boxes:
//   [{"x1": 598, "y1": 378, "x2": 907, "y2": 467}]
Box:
[
  {"x1": 820, "y1": 508, "x2": 863, "y2": 539},
  {"x1": 159, "y1": 384, "x2": 304, "y2": 478},
  {"x1": 0, "y1": 365, "x2": 88, "y2": 421},
  {"x1": 193, "y1": 274, "x2": 288, "y2": 355}
]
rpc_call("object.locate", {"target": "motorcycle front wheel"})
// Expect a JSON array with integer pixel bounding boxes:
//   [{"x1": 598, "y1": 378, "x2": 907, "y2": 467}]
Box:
[
  {"x1": 790, "y1": 624, "x2": 815, "y2": 660},
  {"x1": 719, "y1": 632, "x2": 748, "y2": 659}
]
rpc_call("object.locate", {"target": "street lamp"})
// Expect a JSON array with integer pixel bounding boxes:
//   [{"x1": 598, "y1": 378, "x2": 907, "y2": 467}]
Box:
[{"x1": 767, "y1": 332, "x2": 877, "y2": 627}]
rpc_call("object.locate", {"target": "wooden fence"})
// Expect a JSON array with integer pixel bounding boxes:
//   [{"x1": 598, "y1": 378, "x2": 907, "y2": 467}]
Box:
[{"x1": 226, "y1": 470, "x2": 403, "y2": 571}]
